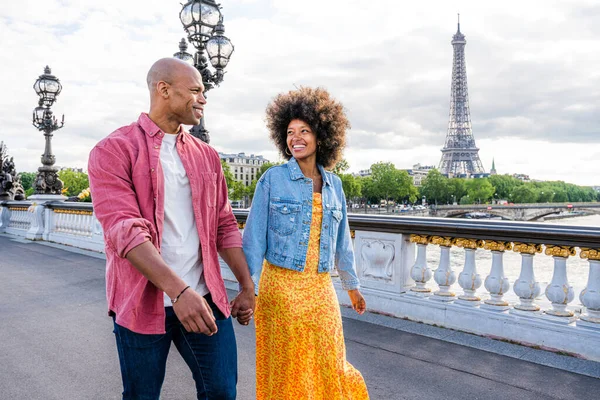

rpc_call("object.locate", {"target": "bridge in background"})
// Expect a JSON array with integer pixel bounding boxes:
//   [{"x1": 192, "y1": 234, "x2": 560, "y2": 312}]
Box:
[{"x1": 428, "y1": 203, "x2": 600, "y2": 221}]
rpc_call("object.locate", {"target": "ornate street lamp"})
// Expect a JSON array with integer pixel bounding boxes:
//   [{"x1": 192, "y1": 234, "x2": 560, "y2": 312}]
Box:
[
  {"x1": 175, "y1": 0, "x2": 235, "y2": 143},
  {"x1": 31, "y1": 66, "x2": 65, "y2": 197}
]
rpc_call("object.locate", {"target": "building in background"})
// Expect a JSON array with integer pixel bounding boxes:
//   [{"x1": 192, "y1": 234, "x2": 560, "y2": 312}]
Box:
[
  {"x1": 219, "y1": 152, "x2": 269, "y2": 186},
  {"x1": 490, "y1": 159, "x2": 497, "y2": 175},
  {"x1": 405, "y1": 164, "x2": 436, "y2": 187}
]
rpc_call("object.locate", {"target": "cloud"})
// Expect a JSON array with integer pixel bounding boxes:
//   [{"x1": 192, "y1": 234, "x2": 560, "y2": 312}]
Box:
[{"x1": 0, "y1": 0, "x2": 599, "y2": 186}]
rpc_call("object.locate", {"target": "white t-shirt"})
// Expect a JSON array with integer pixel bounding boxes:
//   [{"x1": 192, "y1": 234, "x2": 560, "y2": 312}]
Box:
[{"x1": 160, "y1": 132, "x2": 208, "y2": 306}]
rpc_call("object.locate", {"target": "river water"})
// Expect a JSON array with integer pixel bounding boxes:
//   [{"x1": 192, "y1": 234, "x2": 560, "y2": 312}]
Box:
[{"x1": 423, "y1": 214, "x2": 600, "y2": 308}]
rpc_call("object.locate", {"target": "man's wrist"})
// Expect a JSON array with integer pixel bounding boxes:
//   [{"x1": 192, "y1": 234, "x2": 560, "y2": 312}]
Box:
[{"x1": 238, "y1": 280, "x2": 255, "y2": 292}]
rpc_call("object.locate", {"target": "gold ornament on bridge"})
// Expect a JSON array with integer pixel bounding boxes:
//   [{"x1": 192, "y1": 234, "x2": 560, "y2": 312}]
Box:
[
  {"x1": 483, "y1": 240, "x2": 513, "y2": 252},
  {"x1": 409, "y1": 234, "x2": 430, "y2": 245},
  {"x1": 237, "y1": 222, "x2": 246, "y2": 230},
  {"x1": 453, "y1": 238, "x2": 484, "y2": 249},
  {"x1": 544, "y1": 245, "x2": 576, "y2": 258},
  {"x1": 350, "y1": 230, "x2": 355, "y2": 239},
  {"x1": 512, "y1": 242, "x2": 543, "y2": 255},
  {"x1": 429, "y1": 235, "x2": 454, "y2": 247},
  {"x1": 580, "y1": 248, "x2": 600, "y2": 260}
]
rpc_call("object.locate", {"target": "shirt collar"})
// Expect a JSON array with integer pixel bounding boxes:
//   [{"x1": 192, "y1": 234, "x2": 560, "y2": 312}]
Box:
[
  {"x1": 137, "y1": 113, "x2": 188, "y2": 144},
  {"x1": 287, "y1": 157, "x2": 331, "y2": 186}
]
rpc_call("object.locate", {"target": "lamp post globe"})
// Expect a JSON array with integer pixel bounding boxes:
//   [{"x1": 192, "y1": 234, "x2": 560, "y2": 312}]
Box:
[
  {"x1": 33, "y1": 66, "x2": 62, "y2": 108},
  {"x1": 176, "y1": 0, "x2": 234, "y2": 143}
]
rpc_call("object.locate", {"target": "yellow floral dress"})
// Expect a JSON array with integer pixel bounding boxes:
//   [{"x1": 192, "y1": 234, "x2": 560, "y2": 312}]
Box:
[{"x1": 255, "y1": 193, "x2": 369, "y2": 400}]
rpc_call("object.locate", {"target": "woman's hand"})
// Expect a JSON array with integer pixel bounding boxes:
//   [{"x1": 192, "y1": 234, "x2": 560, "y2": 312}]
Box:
[{"x1": 348, "y1": 289, "x2": 366, "y2": 315}]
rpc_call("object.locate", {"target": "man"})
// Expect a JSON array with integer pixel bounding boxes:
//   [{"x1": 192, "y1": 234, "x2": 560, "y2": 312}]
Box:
[{"x1": 88, "y1": 58, "x2": 255, "y2": 400}]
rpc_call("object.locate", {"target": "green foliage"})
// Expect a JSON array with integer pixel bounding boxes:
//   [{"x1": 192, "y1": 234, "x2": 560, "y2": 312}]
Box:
[
  {"x1": 459, "y1": 195, "x2": 474, "y2": 205},
  {"x1": 331, "y1": 159, "x2": 350, "y2": 175},
  {"x1": 465, "y1": 178, "x2": 495, "y2": 204},
  {"x1": 446, "y1": 178, "x2": 466, "y2": 204},
  {"x1": 339, "y1": 173, "x2": 362, "y2": 202},
  {"x1": 487, "y1": 175, "x2": 522, "y2": 200},
  {"x1": 25, "y1": 187, "x2": 35, "y2": 197},
  {"x1": 18, "y1": 172, "x2": 37, "y2": 191},
  {"x1": 369, "y1": 162, "x2": 417, "y2": 203},
  {"x1": 420, "y1": 169, "x2": 448, "y2": 204},
  {"x1": 58, "y1": 170, "x2": 89, "y2": 197},
  {"x1": 511, "y1": 185, "x2": 537, "y2": 204}
]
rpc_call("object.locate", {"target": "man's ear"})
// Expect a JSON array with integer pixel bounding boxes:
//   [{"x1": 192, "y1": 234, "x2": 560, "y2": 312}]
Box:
[{"x1": 156, "y1": 81, "x2": 170, "y2": 98}]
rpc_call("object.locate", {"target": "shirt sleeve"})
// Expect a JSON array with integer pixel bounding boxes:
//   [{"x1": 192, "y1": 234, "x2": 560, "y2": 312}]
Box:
[
  {"x1": 334, "y1": 182, "x2": 361, "y2": 291},
  {"x1": 88, "y1": 142, "x2": 156, "y2": 258},
  {"x1": 242, "y1": 175, "x2": 270, "y2": 295},
  {"x1": 215, "y1": 157, "x2": 243, "y2": 250}
]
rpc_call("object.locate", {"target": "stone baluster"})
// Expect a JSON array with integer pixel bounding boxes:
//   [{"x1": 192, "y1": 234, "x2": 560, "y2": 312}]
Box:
[
  {"x1": 544, "y1": 245, "x2": 576, "y2": 321},
  {"x1": 482, "y1": 241, "x2": 512, "y2": 311},
  {"x1": 455, "y1": 238, "x2": 484, "y2": 306},
  {"x1": 578, "y1": 248, "x2": 600, "y2": 328},
  {"x1": 431, "y1": 236, "x2": 456, "y2": 301},
  {"x1": 512, "y1": 243, "x2": 542, "y2": 313},
  {"x1": 409, "y1": 235, "x2": 432, "y2": 295},
  {"x1": 0, "y1": 205, "x2": 10, "y2": 232},
  {"x1": 76, "y1": 212, "x2": 84, "y2": 235},
  {"x1": 84, "y1": 213, "x2": 93, "y2": 236},
  {"x1": 26, "y1": 203, "x2": 45, "y2": 240}
]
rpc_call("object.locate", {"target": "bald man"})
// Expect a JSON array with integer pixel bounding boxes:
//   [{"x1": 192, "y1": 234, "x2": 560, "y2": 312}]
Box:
[{"x1": 88, "y1": 58, "x2": 254, "y2": 399}]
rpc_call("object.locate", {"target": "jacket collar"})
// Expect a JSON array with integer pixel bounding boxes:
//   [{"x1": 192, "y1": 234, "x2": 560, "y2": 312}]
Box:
[
  {"x1": 138, "y1": 113, "x2": 188, "y2": 144},
  {"x1": 287, "y1": 157, "x2": 331, "y2": 186}
]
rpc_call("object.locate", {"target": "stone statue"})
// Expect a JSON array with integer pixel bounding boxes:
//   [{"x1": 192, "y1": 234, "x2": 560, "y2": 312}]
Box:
[{"x1": 0, "y1": 143, "x2": 26, "y2": 201}]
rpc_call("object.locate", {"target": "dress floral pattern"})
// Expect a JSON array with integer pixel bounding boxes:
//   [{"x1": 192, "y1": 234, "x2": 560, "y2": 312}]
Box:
[{"x1": 255, "y1": 193, "x2": 369, "y2": 399}]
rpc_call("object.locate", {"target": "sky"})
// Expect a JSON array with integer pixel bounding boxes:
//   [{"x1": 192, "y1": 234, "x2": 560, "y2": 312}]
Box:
[{"x1": 1, "y1": 0, "x2": 599, "y2": 186}]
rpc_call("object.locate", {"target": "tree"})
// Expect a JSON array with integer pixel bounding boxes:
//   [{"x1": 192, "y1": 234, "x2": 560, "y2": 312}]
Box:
[
  {"x1": 420, "y1": 169, "x2": 448, "y2": 205},
  {"x1": 511, "y1": 185, "x2": 537, "y2": 204},
  {"x1": 331, "y1": 159, "x2": 350, "y2": 175},
  {"x1": 58, "y1": 170, "x2": 89, "y2": 197},
  {"x1": 465, "y1": 178, "x2": 495, "y2": 204},
  {"x1": 339, "y1": 173, "x2": 361, "y2": 203},
  {"x1": 488, "y1": 175, "x2": 521, "y2": 200},
  {"x1": 369, "y1": 162, "x2": 417, "y2": 205},
  {"x1": 446, "y1": 178, "x2": 466, "y2": 204},
  {"x1": 18, "y1": 172, "x2": 37, "y2": 191}
]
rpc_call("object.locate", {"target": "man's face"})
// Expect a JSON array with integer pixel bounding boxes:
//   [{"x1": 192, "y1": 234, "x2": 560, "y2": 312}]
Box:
[{"x1": 168, "y1": 68, "x2": 206, "y2": 126}]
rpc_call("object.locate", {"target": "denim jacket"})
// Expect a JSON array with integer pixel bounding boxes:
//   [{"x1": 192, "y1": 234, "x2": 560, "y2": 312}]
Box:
[{"x1": 242, "y1": 158, "x2": 360, "y2": 294}]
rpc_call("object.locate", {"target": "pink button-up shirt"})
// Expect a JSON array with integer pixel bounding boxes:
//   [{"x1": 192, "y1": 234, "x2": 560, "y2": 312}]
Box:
[{"x1": 88, "y1": 113, "x2": 242, "y2": 334}]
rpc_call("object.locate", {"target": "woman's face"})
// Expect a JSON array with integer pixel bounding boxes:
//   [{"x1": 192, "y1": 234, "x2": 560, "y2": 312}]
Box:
[{"x1": 286, "y1": 119, "x2": 317, "y2": 162}]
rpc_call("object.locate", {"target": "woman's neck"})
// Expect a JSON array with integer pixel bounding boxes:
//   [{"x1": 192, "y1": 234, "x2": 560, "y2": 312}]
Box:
[{"x1": 296, "y1": 157, "x2": 320, "y2": 179}]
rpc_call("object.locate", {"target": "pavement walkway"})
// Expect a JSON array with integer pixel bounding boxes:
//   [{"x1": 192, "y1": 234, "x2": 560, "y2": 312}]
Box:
[{"x1": 1, "y1": 234, "x2": 599, "y2": 400}]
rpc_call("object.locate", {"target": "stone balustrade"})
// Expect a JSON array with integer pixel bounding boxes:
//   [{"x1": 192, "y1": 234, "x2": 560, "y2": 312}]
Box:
[
  {"x1": 2, "y1": 201, "x2": 599, "y2": 361},
  {"x1": 235, "y1": 211, "x2": 600, "y2": 361},
  {"x1": 0, "y1": 201, "x2": 104, "y2": 252}
]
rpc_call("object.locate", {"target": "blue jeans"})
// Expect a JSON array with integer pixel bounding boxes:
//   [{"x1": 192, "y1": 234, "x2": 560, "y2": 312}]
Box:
[{"x1": 113, "y1": 294, "x2": 237, "y2": 400}]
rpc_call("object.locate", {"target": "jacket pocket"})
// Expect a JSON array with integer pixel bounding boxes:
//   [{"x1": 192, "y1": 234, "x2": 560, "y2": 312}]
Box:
[{"x1": 269, "y1": 201, "x2": 301, "y2": 236}]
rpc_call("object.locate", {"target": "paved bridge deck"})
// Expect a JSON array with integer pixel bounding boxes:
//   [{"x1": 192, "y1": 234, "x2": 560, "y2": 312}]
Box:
[{"x1": 1, "y1": 234, "x2": 599, "y2": 399}]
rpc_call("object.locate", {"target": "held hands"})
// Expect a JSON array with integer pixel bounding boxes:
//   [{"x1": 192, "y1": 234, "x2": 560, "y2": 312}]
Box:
[
  {"x1": 348, "y1": 289, "x2": 366, "y2": 315},
  {"x1": 230, "y1": 287, "x2": 256, "y2": 326},
  {"x1": 172, "y1": 288, "x2": 218, "y2": 336}
]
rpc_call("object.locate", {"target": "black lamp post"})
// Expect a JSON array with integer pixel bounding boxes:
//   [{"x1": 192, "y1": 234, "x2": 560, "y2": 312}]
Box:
[
  {"x1": 31, "y1": 66, "x2": 65, "y2": 196},
  {"x1": 174, "y1": 0, "x2": 234, "y2": 143}
]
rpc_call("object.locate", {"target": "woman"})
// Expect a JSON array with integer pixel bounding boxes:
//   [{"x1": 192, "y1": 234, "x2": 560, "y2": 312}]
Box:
[{"x1": 243, "y1": 86, "x2": 369, "y2": 399}]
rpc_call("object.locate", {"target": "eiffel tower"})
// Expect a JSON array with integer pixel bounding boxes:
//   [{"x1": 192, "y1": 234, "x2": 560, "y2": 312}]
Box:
[{"x1": 438, "y1": 15, "x2": 485, "y2": 176}]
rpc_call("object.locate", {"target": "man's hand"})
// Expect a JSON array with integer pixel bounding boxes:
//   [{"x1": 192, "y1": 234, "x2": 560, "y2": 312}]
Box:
[
  {"x1": 230, "y1": 287, "x2": 255, "y2": 326},
  {"x1": 172, "y1": 289, "x2": 218, "y2": 335},
  {"x1": 348, "y1": 289, "x2": 366, "y2": 315}
]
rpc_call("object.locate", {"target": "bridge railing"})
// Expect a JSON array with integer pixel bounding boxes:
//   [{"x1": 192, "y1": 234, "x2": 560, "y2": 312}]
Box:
[
  {"x1": 234, "y1": 210, "x2": 600, "y2": 361},
  {"x1": 2, "y1": 200, "x2": 599, "y2": 361}
]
